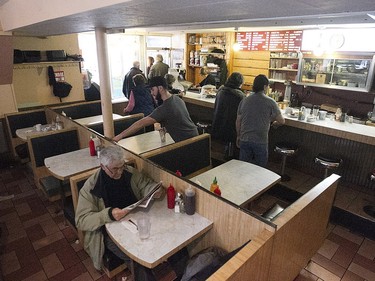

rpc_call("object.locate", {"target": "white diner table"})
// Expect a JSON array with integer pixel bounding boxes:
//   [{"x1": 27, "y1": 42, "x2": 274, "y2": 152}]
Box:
[
  {"x1": 74, "y1": 113, "x2": 124, "y2": 126},
  {"x1": 190, "y1": 159, "x2": 281, "y2": 207},
  {"x1": 44, "y1": 148, "x2": 100, "y2": 181},
  {"x1": 117, "y1": 130, "x2": 175, "y2": 155},
  {"x1": 16, "y1": 124, "x2": 52, "y2": 141},
  {"x1": 106, "y1": 196, "x2": 213, "y2": 268}
]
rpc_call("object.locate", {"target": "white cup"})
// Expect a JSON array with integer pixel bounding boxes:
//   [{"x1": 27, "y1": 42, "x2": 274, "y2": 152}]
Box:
[
  {"x1": 35, "y1": 124, "x2": 42, "y2": 132},
  {"x1": 138, "y1": 216, "x2": 151, "y2": 240},
  {"x1": 318, "y1": 111, "x2": 327, "y2": 120}
]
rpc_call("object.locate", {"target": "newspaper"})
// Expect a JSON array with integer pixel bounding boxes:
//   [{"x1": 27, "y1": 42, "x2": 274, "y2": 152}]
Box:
[{"x1": 122, "y1": 181, "x2": 163, "y2": 212}]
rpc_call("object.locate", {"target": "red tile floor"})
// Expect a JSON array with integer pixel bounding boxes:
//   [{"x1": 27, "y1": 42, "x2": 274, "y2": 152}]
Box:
[{"x1": 0, "y1": 163, "x2": 374, "y2": 281}]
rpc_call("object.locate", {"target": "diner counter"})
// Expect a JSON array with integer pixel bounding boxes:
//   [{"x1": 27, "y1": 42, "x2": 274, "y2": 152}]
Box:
[
  {"x1": 283, "y1": 112, "x2": 375, "y2": 146},
  {"x1": 182, "y1": 92, "x2": 375, "y2": 145},
  {"x1": 182, "y1": 91, "x2": 216, "y2": 109}
]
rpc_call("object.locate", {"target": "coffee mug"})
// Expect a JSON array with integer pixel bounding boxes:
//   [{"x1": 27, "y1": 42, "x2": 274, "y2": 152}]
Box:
[
  {"x1": 35, "y1": 124, "x2": 42, "y2": 132},
  {"x1": 318, "y1": 111, "x2": 327, "y2": 120}
]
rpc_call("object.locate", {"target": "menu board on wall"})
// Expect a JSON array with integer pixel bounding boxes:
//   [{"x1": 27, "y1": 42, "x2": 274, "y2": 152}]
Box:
[{"x1": 236, "y1": 30, "x2": 303, "y2": 51}]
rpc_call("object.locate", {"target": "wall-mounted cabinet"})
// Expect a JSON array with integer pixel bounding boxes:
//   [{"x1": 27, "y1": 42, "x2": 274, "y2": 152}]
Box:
[
  {"x1": 269, "y1": 52, "x2": 299, "y2": 83},
  {"x1": 296, "y1": 53, "x2": 375, "y2": 92}
]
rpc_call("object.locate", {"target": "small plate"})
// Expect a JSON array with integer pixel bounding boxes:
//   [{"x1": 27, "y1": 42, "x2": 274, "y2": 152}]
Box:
[
  {"x1": 307, "y1": 116, "x2": 315, "y2": 122},
  {"x1": 287, "y1": 113, "x2": 298, "y2": 118}
]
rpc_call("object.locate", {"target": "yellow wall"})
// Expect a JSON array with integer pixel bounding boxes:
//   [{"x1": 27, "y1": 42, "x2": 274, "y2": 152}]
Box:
[{"x1": 12, "y1": 34, "x2": 84, "y2": 109}]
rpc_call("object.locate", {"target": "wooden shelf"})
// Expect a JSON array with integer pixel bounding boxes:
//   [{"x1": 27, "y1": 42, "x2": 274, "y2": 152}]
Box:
[{"x1": 269, "y1": 68, "x2": 298, "y2": 72}]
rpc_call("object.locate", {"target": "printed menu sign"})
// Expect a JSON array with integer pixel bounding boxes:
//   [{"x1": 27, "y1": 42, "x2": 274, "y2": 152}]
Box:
[{"x1": 236, "y1": 30, "x2": 302, "y2": 51}]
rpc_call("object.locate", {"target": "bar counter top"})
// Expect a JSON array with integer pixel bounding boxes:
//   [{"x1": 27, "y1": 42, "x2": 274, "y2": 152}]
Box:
[
  {"x1": 283, "y1": 112, "x2": 375, "y2": 145},
  {"x1": 181, "y1": 90, "x2": 374, "y2": 145},
  {"x1": 182, "y1": 91, "x2": 216, "y2": 109}
]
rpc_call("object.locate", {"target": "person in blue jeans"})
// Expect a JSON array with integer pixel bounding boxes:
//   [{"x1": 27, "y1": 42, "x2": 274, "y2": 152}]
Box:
[{"x1": 236, "y1": 74, "x2": 285, "y2": 167}]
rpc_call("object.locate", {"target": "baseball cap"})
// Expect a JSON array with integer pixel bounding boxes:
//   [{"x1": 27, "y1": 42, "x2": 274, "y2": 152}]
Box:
[{"x1": 147, "y1": 76, "x2": 167, "y2": 88}]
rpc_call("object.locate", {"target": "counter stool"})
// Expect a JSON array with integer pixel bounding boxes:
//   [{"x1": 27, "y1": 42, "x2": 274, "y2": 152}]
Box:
[
  {"x1": 363, "y1": 169, "x2": 375, "y2": 219},
  {"x1": 274, "y1": 142, "x2": 298, "y2": 182},
  {"x1": 314, "y1": 154, "x2": 342, "y2": 178},
  {"x1": 196, "y1": 121, "x2": 211, "y2": 134}
]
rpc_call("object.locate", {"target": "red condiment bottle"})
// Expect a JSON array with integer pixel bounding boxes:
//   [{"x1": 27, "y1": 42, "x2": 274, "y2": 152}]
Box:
[
  {"x1": 89, "y1": 136, "x2": 96, "y2": 156},
  {"x1": 167, "y1": 184, "x2": 175, "y2": 209}
]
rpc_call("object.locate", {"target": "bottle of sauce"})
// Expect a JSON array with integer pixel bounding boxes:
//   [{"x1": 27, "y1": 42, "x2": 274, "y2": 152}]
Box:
[
  {"x1": 335, "y1": 107, "x2": 342, "y2": 121},
  {"x1": 167, "y1": 184, "x2": 175, "y2": 209},
  {"x1": 210, "y1": 177, "x2": 218, "y2": 192},
  {"x1": 213, "y1": 186, "x2": 221, "y2": 196},
  {"x1": 185, "y1": 185, "x2": 196, "y2": 215},
  {"x1": 89, "y1": 136, "x2": 96, "y2": 156}
]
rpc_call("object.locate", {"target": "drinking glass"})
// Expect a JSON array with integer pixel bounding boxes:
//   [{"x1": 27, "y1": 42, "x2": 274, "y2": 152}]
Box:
[
  {"x1": 138, "y1": 217, "x2": 151, "y2": 240},
  {"x1": 159, "y1": 128, "x2": 166, "y2": 143}
]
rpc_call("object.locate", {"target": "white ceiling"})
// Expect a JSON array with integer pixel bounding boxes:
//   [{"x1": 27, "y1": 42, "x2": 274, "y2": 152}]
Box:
[{"x1": 3, "y1": 0, "x2": 375, "y2": 36}]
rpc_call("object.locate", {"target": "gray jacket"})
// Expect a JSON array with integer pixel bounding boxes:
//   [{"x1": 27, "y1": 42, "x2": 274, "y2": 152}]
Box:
[
  {"x1": 148, "y1": 61, "x2": 169, "y2": 79},
  {"x1": 75, "y1": 166, "x2": 156, "y2": 270}
]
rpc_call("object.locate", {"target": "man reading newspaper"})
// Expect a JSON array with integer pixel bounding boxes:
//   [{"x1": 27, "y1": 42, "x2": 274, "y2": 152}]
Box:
[{"x1": 76, "y1": 145, "x2": 162, "y2": 280}]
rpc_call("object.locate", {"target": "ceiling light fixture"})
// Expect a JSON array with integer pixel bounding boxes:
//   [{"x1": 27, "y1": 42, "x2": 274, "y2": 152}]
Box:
[{"x1": 367, "y1": 14, "x2": 375, "y2": 21}]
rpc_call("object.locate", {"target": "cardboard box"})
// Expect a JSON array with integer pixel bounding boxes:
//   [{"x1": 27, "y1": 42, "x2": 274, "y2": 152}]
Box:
[{"x1": 316, "y1": 74, "x2": 327, "y2": 84}]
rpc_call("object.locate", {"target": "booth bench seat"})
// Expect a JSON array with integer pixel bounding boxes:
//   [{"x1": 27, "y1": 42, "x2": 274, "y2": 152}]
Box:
[
  {"x1": 27, "y1": 128, "x2": 80, "y2": 202},
  {"x1": 142, "y1": 133, "x2": 212, "y2": 178}
]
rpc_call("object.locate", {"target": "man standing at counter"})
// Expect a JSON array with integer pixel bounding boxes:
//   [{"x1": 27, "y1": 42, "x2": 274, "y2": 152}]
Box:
[
  {"x1": 113, "y1": 76, "x2": 198, "y2": 142},
  {"x1": 236, "y1": 74, "x2": 285, "y2": 167}
]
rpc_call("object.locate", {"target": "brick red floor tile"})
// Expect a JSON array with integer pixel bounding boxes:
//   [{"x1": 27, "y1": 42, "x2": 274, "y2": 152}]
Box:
[{"x1": 56, "y1": 245, "x2": 81, "y2": 269}]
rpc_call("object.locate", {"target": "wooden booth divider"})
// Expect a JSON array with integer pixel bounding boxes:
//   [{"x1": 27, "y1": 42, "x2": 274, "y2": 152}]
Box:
[{"x1": 44, "y1": 107, "x2": 339, "y2": 281}]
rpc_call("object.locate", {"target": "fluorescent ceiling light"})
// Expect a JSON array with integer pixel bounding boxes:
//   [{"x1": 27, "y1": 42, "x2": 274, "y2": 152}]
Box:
[{"x1": 368, "y1": 14, "x2": 375, "y2": 21}]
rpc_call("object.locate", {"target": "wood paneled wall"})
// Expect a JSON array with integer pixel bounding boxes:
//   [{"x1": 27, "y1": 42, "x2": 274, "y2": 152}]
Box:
[{"x1": 232, "y1": 51, "x2": 270, "y2": 90}]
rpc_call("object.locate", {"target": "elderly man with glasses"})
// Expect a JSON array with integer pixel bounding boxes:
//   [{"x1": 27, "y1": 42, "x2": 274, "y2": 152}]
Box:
[{"x1": 75, "y1": 145, "x2": 158, "y2": 279}]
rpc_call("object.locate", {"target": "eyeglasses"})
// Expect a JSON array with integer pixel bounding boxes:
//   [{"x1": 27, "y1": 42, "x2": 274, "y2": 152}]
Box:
[{"x1": 105, "y1": 162, "x2": 126, "y2": 175}]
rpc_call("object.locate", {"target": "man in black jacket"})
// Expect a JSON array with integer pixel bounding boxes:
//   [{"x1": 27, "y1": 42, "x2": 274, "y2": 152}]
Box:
[{"x1": 122, "y1": 61, "x2": 145, "y2": 98}]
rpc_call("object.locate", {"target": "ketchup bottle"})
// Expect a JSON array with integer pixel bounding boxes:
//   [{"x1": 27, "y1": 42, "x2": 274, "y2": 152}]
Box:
[
  {"x1": 89, "y1": 136, "x2": 96, "y2": 156},
  {"x1": 167, "y1": 184, "x2": 175, "y2": 209}
]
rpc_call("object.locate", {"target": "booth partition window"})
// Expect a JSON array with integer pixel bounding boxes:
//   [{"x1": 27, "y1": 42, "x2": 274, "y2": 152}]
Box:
[{"x1": 78, "y1": 32, "x2": 172, "y2": 100}]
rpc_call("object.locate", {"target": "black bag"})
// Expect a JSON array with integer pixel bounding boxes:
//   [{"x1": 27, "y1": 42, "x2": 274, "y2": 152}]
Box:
[{"x1": 48, "y1": 66, "x2": 72, "y2": 102}]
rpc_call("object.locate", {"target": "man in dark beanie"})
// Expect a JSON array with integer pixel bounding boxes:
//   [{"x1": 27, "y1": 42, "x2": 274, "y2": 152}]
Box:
[
  {"x1": 114, "y1": 76, "x2": 198, "y2": 143},
  {"x1": 236, "y1": 74, "x2": 285, "y2": 167},
  {"x1": 212, "y1": 72, "x2": 246, "y2": 159}
]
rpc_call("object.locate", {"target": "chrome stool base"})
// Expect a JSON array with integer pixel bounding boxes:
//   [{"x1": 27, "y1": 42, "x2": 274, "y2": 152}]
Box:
[{"x1": 274, "y1": 142, "x2": 298, "y2": 182}]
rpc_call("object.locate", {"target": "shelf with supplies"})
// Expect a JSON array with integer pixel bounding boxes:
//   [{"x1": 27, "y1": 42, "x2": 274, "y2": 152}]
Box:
[
  {"x1": 296, "y1": 52, "x2": 375, "y2": 92},
  {"x1": 269, "y1": 52, "x2": 299, "y2": 82},
  {"x1": 186, "y1": 32, "x2": 228, "y2": 84}
]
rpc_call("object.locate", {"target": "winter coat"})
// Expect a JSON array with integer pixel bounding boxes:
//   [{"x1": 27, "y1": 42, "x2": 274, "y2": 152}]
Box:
[{"x1": 75, "y1": 166, "x2": 156, "y2": 270}]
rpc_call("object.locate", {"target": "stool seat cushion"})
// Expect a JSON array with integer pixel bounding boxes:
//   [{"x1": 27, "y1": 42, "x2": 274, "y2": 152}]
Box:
[
  {"x1": 196, "y1": 121, "x2": 211, "y2": 128},
  {"x1": 315, "y1": 154, "x2": 342, "y2": 165},
  {"x1": 275, "y1": 142, "x2": 298, "y2": 150},
  {"x1": 275, "y1": 142, "x2": 298, "y2": 155}
]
